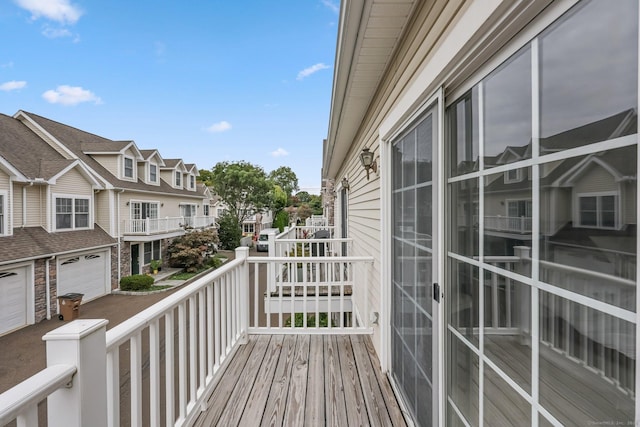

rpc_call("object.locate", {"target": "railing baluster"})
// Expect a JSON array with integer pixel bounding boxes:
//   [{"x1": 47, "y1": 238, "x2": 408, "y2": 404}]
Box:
[
  {"x1": 165, "y1": 311, "x2": 175, "y2": 427},
  {"x1": 207, "y1": 285, "x2": 214, "y2": 380},
  {"x1": 189, "y1": 296, "x2": 197, "y2": 406},
  {"x1": 214, "y1": 278, "x2": 221, "y2": 368},
  {"x1": 178, "y1": 302, "x2": 187, "y2": 422},
  {"x1": 149, "y1": 319, "x2": 161, "y2": 427},
  {"x1": 220, "y1": 275, "x2": 227, "y2": 356},
  {"x1": 130, "y1": 333, "x2": 142, "y2": 427},
  {"x1": 106, "y1": 349, "x2": 119, "y2": 427}
]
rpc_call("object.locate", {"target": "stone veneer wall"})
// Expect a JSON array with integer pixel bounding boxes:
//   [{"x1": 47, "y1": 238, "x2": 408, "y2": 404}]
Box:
[
  {"x1": 119, "y1": 238, "x2": 131, "y2": 278},
  {"x1": 110, "y1": 245, "x2": 119, "y2": 290}
]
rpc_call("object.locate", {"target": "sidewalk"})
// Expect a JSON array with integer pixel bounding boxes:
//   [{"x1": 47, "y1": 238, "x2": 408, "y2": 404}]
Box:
[{"x1": 0, "y1": 250, "x2": 236, "y2": 394}]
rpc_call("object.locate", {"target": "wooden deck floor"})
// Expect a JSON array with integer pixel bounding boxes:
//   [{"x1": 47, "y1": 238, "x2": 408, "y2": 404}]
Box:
[{"x1": 194, "y1": 334, "x2": 408, "y2": 427}]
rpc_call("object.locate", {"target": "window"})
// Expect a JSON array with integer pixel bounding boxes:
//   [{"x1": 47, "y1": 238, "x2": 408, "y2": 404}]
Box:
[
  {"x1": 56, "y1": 197, "x2": 90, "y2": 230},
  {"x1": 131, "y1": 202, "x2": 159, "y2": 220},
  {"x1": 175, "y1": 171, "x2": 181, "y2": 187},
  {"x1": 190, "y1": 175, "x2": 195, "y2": 189},
  {"x1": 124, "y1": 157, "x2": 134, "y2": 178},
  {"x1": 143, "y1": 241, "x2": 162, "y2": 264},
  {"x1": 203, "y1": 204, "x2": 209, "y2": 216},
  {"x1": 0, "y1": 194, "x2": 4, "y2": 235},
  {"x1": 149, "y1": 164, "x2": 157, "y2": 182},
  {"x1": 243, "y1": 223, "x2": 255, "y2": 234},
  {"x1": 507, "y1": 200, "x2": 532, "y2": 218},
  {"x1": 577, "y1": 194, "x2": 616, "y2": 228},
  {"x1": 180, "y1": 204, "x2": 196, "y2": 218},
  {"x1": 504, "y1": 168, "x2": 522, "y2": 183}
]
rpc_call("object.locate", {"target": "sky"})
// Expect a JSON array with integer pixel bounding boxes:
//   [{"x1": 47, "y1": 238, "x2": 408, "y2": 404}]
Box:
[{"x1": 0, "y1": 0, "x2": 340, "y2": 193}]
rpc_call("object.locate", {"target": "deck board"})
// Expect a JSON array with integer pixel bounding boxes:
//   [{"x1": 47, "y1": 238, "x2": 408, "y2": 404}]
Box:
[{"x1": 194, "y1": 334, "x2": 408, "y2": 426}]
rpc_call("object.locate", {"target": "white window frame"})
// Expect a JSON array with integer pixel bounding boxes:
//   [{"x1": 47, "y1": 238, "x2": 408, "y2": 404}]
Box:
[
  {"x1": 190, "y1": 174, "x2": 195, "y2": 190},
  {"x1": 123, "y1": 156, "x2": 134, "y2": 180},
  {"x1": 175, "y1": 171, "x2": 182, "y2": 187},
  {"x1": 575, "y1": 191, "x2": 619, "y2": 229},
  {"x1": 505, "y1": 199, "x2": 532, "y2": 218},
  {"x1": 180, "y1": 203, "x2": 197, "y2": 218},
  {"x1": 504, "y1": 168, "x2": 523, "y2": 183},
  {"x1": 149, "y1": 163, "x2": 158, "y2": 184},
  {"x1": 243, "y1": 223, "x2": 255, "y2": 234},
  {"x1": 0, "y1": 191, "x2": 7, "y2": 236},
  {"x1": 54, "y1": 194, "x2": 91, "y2": 231},
  {"x1": 130, "y1": 200, "x2": 160, "y2": 220}
]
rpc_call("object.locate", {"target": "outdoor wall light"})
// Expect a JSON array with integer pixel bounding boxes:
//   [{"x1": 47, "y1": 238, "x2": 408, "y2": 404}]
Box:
[
  {"x1": 126, "y1": 201, "x2": 130, "y2": 206},
  {"x1": 360, "y1": 148, "x2": 377, "y2": 180},
  {"x1": 341, "y1": 177, "x2": 350, "y2": 190}
]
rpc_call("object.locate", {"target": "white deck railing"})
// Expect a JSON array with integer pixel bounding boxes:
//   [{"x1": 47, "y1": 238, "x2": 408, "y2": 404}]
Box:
[
  {"x1": 122, "y1": 216, "x2": 214, "y2": 235},
  {"x1": 484, "y1": 215, "x2": 532, "y2": 233},
  {"x1": 0, "y1": 246, "x2": 372, "y2": 427}
]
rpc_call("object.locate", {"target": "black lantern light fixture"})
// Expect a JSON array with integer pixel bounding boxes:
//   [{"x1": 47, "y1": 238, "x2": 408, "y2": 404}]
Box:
[
  {"x1": 360, "y1": 147, "x2": 377, "y2": 180},
  {"x1": 341, "y1": 177, "x2": 350, "y2": 190}
]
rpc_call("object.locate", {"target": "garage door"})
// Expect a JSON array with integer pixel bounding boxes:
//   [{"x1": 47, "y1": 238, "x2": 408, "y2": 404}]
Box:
[
  {"x1": 58, "y1": 251, "x2": 109, "y2": 302},
  {"x1": 0, "y1": 267, "x2": 28, "y2": 335}
]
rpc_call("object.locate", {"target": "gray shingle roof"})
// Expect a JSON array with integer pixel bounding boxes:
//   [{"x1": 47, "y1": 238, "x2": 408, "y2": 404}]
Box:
[
  {"x1": 19, "y1": 111, "x2": 207, "y2": 198},
  {"x1": 0, "y1": 226, "x2": 117, "y2": 264}
]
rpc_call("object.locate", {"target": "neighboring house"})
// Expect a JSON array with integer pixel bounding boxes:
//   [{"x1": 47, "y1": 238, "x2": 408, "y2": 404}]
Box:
[
  {"x1": 322, "y1": 1, "x2": 637, "y2": 426},
  {"x1": 0, "y1": 111, "x2": 214, "y2": 336},
  {"x1": 208, "y1": 193, "x2": 274, "y2": 236}
]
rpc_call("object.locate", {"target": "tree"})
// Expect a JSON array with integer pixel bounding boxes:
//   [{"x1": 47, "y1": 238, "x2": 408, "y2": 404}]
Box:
[
  {"x1": 167, "y1": 229, "x2": 219, "y2": 272},
  {"x1": 269, "y1": 166, "x2": 299, "y2": 197},
  {"x1": 209, "y1": 161, "x2": 274, "y2": 225},
  {"x1": 198, "y1": 169, "x2": 215, "y2": 186},
  {"x1": 295, "y1": 191, "x2": 311, "y2": 204},
  {"x1": 217, "y1": 212, "x2": 243, "y2": 250}
]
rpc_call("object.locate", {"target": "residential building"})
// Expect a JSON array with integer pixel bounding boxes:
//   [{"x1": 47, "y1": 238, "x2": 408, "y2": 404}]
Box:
[
  {"x1": 0, "y1": 111, "x2": 213, "y2": 336},
  {"x1": 322, "y1": 0, "x2": 638, "y2": 425}
]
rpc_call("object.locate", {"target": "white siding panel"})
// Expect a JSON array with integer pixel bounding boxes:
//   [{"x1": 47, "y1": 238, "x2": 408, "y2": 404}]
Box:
[{"x1": 55, "y1": 168, "x2": 93, "y2": 195}]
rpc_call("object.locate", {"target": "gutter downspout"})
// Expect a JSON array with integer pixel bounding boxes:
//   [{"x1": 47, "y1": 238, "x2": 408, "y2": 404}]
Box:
[
  {"x1": 22, "y1": 184, "x2": 30, "y2": 227},
  {"x1": 117, "y1": 189, "x2": 124, "y2": 284},
  {"x1": 45, "y1": 255, "x2": 55, "y2": 320}
]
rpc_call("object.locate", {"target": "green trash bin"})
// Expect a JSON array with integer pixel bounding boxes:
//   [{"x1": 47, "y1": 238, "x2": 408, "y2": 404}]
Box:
[{"x1": 57, "y1": 293, "x2": 84, "y2": 321}]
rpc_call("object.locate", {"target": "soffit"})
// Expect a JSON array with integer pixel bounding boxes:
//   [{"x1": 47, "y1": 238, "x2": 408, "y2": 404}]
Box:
[{"x1": 324, "y1": 0, "x2": 416, "y2": 179}]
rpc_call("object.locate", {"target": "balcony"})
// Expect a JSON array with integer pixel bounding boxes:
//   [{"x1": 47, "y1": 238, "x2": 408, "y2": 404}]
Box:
[
  {"x1": 0, "y1": 238, "x2": 403, "y2": 426},
  {"x1": 122, "y1": 216, "x2": 214, "y2": 238},
  {"x1": 484, "y1": 215, "x2": 532, "y2": 234}
]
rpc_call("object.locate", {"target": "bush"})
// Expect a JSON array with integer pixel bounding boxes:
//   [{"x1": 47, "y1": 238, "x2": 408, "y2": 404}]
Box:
[
  {"x1": 167, "y1": 228, "x2": 220, "y2": 272},
  {"x1": 217, "y1": 212, "x2": 242, "y2": 250},
  {"x1": 273, "y1": 210, "x2": 289, "y2": 232},
  {"x1": 120, "y1": 274, "x2": 154, "y2": 291},
  {"x1": 207, "y1": 257, "x2": 223, "y2": 269}
]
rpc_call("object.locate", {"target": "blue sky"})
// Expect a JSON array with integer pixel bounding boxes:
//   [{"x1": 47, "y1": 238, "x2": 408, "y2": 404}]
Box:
[{"x1": 0, "y1": 0, "x2": 340, "y2": 193}]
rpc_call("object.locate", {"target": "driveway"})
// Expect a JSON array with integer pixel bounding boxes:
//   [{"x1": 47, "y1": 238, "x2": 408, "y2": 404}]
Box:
[{"x1": 0, "y1": 250, "x2": 241, "y2": 395}]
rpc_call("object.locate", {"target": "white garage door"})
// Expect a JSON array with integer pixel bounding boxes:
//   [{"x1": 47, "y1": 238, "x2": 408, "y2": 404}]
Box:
[
  {"x1": 58, "y1": 251, "x2": 109, "y2": 302},
  {"x1": 0, "y1": 267, "x2": 28, "y2": 335}
]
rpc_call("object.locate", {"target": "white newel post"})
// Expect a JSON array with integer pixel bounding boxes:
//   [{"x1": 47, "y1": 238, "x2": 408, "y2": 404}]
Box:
[
  {"x1": 43, "y1": 319, "x2": 109, "y2": 427},
  {"x1": 235, "y1": 246, "x2": 250, "y2": 344}
]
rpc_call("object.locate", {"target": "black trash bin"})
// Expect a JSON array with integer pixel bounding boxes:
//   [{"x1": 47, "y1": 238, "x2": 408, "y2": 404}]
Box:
[{"x1": 57, "y1": 293, "x2": 84, "y2": 321}]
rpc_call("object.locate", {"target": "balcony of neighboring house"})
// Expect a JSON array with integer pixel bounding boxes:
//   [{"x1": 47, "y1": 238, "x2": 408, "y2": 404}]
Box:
[
  {"x1": 121, "y1": 216, "x2": 214, "y2": 239},
  {"x1": 0, "y1": 219, "x2": 408, "y2": 427},
  {"x1": 484, "y1": 215, "x2": 533, "y2": 234}
]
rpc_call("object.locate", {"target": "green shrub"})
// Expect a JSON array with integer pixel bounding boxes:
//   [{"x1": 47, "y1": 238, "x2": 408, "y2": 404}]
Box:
[
  {"x1": 217, "y1": 212, "x2": 242, "y2": 250},
  {"x1": 167, "y1": 228, "x2": 219, "y2": 272},
  {"x1": 285, "y1": 312, "x2": 332, "y2": 327},
  {"x1": 120, "y1": 274, "x2": 154, "y2": 291},
  {"x1": 273, "y1": 210, "x2": 289, "y2": 232},
  {"x1": 207, "y1": 257, "x2": 223, "y2": 269}
]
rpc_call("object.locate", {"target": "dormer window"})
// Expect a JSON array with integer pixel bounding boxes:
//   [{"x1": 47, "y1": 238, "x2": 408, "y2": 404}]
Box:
[
  {"x1": 124, "y1": 157, "x2": 134, "y2": 179},
  {"x1": 190, "y1": 175, "x2": 195, "y2": 189},
  {"x1": 504, "y1": 168, "x2": 522, "y2": 183},
  {"x1": 175, "y1": 171, "x2": 181, "y2": 187},
  {"x1": 149, "y1": 164, "x2": 157, "y2": 183}
]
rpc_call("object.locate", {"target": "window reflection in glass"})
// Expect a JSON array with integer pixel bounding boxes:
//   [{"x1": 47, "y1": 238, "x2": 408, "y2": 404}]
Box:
[
  {"x1": 448, "y1": 333, "x2": 479, "y2": 426},
  {"x1": 449, "y1": 87, "x2": 479, "y2": 176},
  {"x1": 449, "y1": 259, "x2": 479, "y2": 346},
  {"x1": 450, "y1": 178, "x2": 479, "y2": 258},
  {"x1": 484, "y1": 167, "x2": 532, "y2": 277},
  {"x1": 417, "y1": 111, "x2": 434, "y2": 184},
  {"x1": 539, "y1": 292, "x2": 635, "y2": 425},
  {"x1": 484, "y1": 46, "x2": 531, "y2": 164},
  {"x1": 484, "y1": 273, "x2": 531, "y2": 393},
  {"x1": 540, "y1": 0, "x2": 638, "y2": 152},
  {"x1": 483, "y1": 364, "x2": 531, "y2": 426},
  {"x1": 540, "y1": 146, "x2": 636, "y2": 310}
]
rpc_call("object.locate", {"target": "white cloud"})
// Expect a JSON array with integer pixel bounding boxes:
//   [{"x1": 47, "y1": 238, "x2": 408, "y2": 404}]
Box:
[
  {"x1": 321, "y1": 0, "x2": 339, "y2": 14},
  {"x1": 297, "y1": 63, "x2": 330, "y2": 80},
  {"x1": 14, "y1": 0, "x2": 83, "y2": 24},
  {"x1": 42, "y1": 26, "x2": 72, "y2": 38},
  {"x1": 206, "y1": 121, "x2": 232, "y2": 133},
  {"x1": 42, "y1": 85, "x2": 102, "y2": 106},
  {"x1": 0, "y1": 81, "x2": 27, "y2": 91},
  {"x1": 271, "y1": 148, "x2": 289, "y2": 157},
  {"x1": 1, "y1": 62, "x2": 14, "y2": 69}
]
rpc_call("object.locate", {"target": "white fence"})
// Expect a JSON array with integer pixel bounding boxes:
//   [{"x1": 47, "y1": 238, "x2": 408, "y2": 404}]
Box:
[
  {"x1": 123, "y1": 216, "x2": 214, "y2": 235},
  {"x1": 0, "y1": 246, "x2": 373, "y2": 427}
]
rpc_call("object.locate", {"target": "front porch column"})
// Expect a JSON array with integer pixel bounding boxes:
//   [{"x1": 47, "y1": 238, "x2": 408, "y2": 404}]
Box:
[{"x1": 43, "y1": 319, "x2": 109, "y2": 427}]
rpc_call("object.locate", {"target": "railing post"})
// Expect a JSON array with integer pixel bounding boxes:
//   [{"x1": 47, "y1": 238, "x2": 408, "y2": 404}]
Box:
[
  {"x1": 43, "y1": 319, "x2": 109, "y2": 427},
  {"x1": 235, "y1": 246, "x2": 250, "y2": 344}
]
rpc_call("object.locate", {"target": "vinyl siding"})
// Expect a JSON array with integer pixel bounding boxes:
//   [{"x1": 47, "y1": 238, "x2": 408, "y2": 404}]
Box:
[
  {"x1": 95, "y1": 190, "x2": 111, "y2": 234},
  {"x1": 91, "y1": 155, "x2": 119, "y2": 178},
  {"x1": 13, "y1": 184, "x2": 23, "y2": 227},
  {"x1": 573, "y1": 165, "x2": 617, "y2": 194},
  {"x1": 24, "y1": 185, "x2": 44, "y2": 227},
  {"x1": 54, "y1": 168, "x2": 93, "y2": 196}
]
